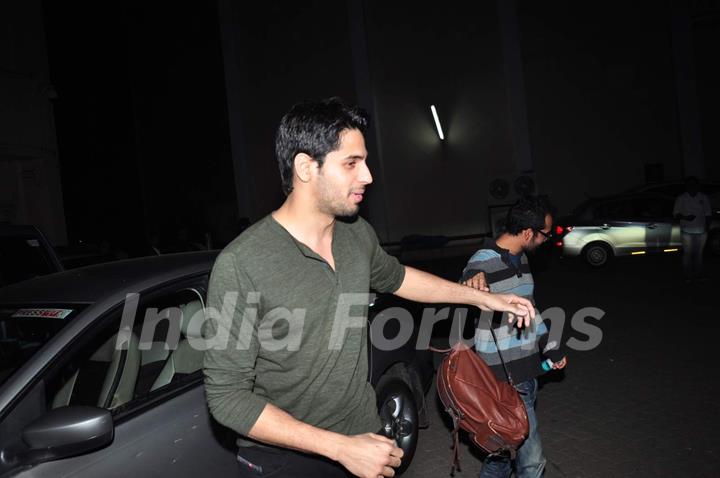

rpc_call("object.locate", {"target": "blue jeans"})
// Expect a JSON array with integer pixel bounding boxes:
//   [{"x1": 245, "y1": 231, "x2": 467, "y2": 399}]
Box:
[{"x1": 479, "y1": 379, "x2": 546, "y2": 478}]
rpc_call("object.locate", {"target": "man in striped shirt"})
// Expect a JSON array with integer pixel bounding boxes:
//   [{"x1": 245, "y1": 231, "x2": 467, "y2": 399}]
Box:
[{"x1": 461, "y1": 196, "x2": 567, "y2": 478}]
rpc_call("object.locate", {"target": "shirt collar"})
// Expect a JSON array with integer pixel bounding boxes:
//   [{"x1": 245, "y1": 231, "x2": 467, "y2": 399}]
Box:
[{"x1": 484, "y1": 237, "x2": 524, "y2": 277}]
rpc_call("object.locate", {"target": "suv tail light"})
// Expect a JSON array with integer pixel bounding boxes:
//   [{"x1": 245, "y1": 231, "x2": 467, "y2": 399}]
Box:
[
  {"x1": 555, "y1": 225, "x2": 573, "y2": 236},
  {"x1": 554, "y1": 225, "x2": 573, "y2": 248}
]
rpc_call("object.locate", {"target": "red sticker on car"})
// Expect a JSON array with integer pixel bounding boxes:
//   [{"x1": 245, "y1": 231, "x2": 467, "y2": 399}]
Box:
[{"x1": 11, "y1": 308, "x2": 73, "y2": 319}]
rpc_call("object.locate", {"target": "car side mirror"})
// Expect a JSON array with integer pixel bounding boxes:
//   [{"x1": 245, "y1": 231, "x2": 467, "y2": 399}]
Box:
[{"x1": 21, "y1": 406, "x2": 113, "y2": 462}]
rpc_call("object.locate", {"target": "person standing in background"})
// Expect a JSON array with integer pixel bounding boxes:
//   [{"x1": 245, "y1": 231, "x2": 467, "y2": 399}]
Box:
[{"x1": 674, "y1": 177, "x2": 712, "y2": 282}]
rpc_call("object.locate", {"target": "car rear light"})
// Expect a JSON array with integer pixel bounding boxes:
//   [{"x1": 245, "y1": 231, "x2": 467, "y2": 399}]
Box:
[
  {"x1": 555, "y1": 241, "x2": 563, "y2": 248},
  {"x1": 555, "y1": 226, "x2": 574, "y2": 236}
]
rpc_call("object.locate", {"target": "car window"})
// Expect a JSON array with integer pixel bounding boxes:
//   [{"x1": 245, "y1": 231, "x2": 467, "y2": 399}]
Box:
[
  {"x1": 0, "y1": 305, "x2": 86, "y2": 387},
  {"x1": 637, "y1": 197, "x2": 673, "y2": 219},
  {"x1": 44, "y1": 287, "x2": 207, "y2": 413},
  {"x1": 653, "y1": 185, "x2": 685, "y2": 197},
  {"x1": 593, "y1": 200, "x2": 634, "y2": 221},
  {"x1": 128, "y1": 288, "x2": 207, "y2": 402},
  {"x1": 0, "y1": 310, "x2": 121, "y2": 462},
  {"x1": 0, "y1": 283, "x2": 208, "y2": 463}
]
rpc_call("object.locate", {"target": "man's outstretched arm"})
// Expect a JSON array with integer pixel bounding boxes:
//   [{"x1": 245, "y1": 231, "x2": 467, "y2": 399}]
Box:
[{"x1": 393, "y1": 266, "x2": 535, "y2": 327}]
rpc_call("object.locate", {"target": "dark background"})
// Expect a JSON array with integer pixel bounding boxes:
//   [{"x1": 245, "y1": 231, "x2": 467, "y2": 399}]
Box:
[{"x1": 1, "y1": 0, "x2": 718, "y2": 250}]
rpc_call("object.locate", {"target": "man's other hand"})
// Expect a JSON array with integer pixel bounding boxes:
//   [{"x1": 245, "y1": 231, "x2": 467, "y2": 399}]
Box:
[
  {"x1": 462, "y1": 272, "x2": 489, "y2": 292},
  {"x1": 336, "y1": 433, "x2": 403, "y2": 478},
  {"x1": 552, "y1": 357, "x2": 568, "y2": 370}
]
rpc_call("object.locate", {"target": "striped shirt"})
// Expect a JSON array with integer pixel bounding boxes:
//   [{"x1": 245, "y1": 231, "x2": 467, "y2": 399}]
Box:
[{"x1": 462, "y1": 238, "x2": 564, "y2": 384}]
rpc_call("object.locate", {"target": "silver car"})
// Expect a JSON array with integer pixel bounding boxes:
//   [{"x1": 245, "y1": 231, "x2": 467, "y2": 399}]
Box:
[
  {"x1": 0, "y1": 252, "x2": 432, "y2": 477},
  {"x1": 557, "y1": 194, "x2": 687, "y2": 267}
]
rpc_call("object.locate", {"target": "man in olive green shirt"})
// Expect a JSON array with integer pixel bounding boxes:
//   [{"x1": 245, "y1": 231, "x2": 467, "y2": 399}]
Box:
[{"x1": 203, "y1": 98, "x2": 535, "y2": 478}]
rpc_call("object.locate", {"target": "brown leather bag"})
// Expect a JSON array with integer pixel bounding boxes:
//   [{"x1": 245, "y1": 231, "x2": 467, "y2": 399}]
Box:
[{"x1": 434, "y1": 340, "x2": 529, "y2": 473}]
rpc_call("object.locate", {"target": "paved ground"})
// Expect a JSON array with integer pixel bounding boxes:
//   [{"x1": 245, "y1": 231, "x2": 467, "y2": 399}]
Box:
[{"x1": 402, "y1": 250, "x2": 720, "y2": 478}]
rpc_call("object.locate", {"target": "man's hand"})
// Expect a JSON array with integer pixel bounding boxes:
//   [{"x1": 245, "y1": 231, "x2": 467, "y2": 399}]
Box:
[
  {"x1": 336, "y1": 433, "x2": 403, "y2": 478},
  {"x1": 552, "y1": 356, "x2": 568, "y2": 370},
  {"x1": 477, "y1": 292, "x2": 536, "y2": 328},
  {"x1": 462, "y1": 272, "x2": 489, "y2": 292}
]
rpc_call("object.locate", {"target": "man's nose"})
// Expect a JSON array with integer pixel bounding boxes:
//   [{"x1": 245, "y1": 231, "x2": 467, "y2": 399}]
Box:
[{"x1": 359, "y1": 161, "x2": 373, "y2": 185}]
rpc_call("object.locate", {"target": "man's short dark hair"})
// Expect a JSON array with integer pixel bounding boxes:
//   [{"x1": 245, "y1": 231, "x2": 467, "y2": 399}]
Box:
[
  {"x1": 504, "y1": 196, "x2": 553, "y2": 235},
  {"x1": 275, "y1": 97, "x2": 369, "y2": 195}
]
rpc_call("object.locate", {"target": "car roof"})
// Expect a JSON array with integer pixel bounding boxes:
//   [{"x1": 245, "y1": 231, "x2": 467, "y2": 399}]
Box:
[
  {"x1": 572, "y1": 192, "x2": 666, "y2": 210},
  {"x1": 0, "y1": 251, "x2": 218, "y2": 305}
]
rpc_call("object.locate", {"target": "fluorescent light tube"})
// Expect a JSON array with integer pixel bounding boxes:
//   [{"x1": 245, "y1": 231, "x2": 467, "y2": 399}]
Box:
[{"x1": 430, "y1": 105, "x2": 444, "y2": 140}]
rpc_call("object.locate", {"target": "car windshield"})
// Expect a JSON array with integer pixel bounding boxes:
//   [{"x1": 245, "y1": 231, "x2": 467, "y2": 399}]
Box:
[
  {"x1": 0, "y1": 305, "x2": 85, "y2": 387},
  {"x1": 0, "y1": 236, "x2": 59, "y2": 287}
]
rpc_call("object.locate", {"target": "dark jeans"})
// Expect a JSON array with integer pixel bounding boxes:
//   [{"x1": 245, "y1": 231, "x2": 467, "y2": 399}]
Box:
[
  {"x1": 236, "y1": 445, "x2": 351, "y2": 478},
  {"x1": 479, "y1": 379, "x2": 546, "y2": 478}
]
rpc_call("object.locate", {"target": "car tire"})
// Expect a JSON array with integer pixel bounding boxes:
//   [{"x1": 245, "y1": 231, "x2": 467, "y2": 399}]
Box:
[
  {"x1": 376, "y1": 376, "x2": 418, "y2": 474},
  {"x1": 583, "y1": 242, "x2": 612, "y2": 267}
]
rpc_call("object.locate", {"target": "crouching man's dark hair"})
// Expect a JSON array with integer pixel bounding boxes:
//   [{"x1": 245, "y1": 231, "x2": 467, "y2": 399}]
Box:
[
  {"x1": 505, "y1": 196, "x2": 554, "y2": 235},
  {"x1": 275, "y1": 97, "x2": 369, "y2": 195}
]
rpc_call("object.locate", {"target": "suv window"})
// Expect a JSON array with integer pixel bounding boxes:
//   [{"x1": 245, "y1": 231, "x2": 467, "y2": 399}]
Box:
[
  {"x1": 593, "y1": 200, "x2": 634, "y2": 221},
  {"x1": 637, "y1": 197, "x2": 673, "y2": 219}
]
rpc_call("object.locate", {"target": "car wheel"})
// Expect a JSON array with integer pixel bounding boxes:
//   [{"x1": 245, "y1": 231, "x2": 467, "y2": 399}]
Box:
[
  {"x1": 583, "y1": 242, "x2": 612, "y2": 267},
  {"x1": 376, "y1": 376, "x2": 418, "y2": 474}
]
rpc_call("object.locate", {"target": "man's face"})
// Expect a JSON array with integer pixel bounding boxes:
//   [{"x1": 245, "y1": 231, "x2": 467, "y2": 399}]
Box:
[
  {"x1": 523, "y1": 213, "x2": 553, "y2": 253},
  {"x1": 313, "y1": 129, "x2": 373, "y2": 218},
  {"x1": 686, "y1": 180, "x2": 699, "y2": 196}
]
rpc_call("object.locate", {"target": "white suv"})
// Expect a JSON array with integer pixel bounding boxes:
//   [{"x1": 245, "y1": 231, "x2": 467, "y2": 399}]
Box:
[{"x1": 557, "y1": 194, "x2": 690, "y2": 267}]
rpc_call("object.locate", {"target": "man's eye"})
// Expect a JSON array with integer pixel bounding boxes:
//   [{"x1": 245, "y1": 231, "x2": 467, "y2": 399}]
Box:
[{"x1": 347, "y1": 162, "x2": 356, "y2": 168}]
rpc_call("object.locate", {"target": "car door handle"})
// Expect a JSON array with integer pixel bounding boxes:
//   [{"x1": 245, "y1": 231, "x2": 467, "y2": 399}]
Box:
[{"x1": 647, "y1": 224, "x2": 657, "y2": 229}]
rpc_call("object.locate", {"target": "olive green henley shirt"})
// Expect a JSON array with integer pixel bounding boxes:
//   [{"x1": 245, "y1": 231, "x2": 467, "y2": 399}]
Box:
[{"x1": 203, "y1": 215, "x2": 405, "y2": 438}]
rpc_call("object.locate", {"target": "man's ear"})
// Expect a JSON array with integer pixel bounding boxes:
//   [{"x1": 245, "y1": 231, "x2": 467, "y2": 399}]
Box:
[
  {"x1": 293, "y1": 153, "x2": 315, "y2": 185},
  {"x1": 522, "y1": 228, "x2": 534, "y2": 241}
]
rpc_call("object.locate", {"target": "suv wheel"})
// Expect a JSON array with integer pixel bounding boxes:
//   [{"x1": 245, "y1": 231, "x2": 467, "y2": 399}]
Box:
[
  {"x1": 376, "y1": 376, "x2": 418, "y2": 474},
  {"x1": 584, "y1": 242, "x2": 612, "y2": 267}
]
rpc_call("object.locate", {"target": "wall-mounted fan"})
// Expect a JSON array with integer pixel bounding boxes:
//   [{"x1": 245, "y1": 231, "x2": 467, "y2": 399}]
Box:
[
  {"x1": 489, "y1": 178, "x2": 510, "y2": 200},
  {"x1": 514, "y1": 175, "x2": 536, "y2": 197}
]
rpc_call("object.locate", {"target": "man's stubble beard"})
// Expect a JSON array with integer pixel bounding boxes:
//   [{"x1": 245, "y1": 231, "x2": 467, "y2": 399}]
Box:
[{"x1": 316, "y1": 177, "x2": 360, "y2": 219}]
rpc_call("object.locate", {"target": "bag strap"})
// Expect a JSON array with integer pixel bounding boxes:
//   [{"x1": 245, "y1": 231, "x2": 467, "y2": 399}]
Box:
[
  {"x1": 486, "y1": 315, "x2": 515, "y2": 386},
  {"x1": 448, "y1": 411, "x2": 461, "y2": 476}
]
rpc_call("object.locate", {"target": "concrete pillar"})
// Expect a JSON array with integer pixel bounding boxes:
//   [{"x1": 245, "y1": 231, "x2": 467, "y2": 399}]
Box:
[
  {"x1": 497, "y1": 0, "x2": 533, "y2": 174},
  {"x1": 347, "y1": 0, "x2": 391, "y2": 242},
  {"x1": 671, "y1": 0, "x2": 705, "y2": 179},
  {"x1": 217, "y1": 0, "x2": 253, "y2": 220}
]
